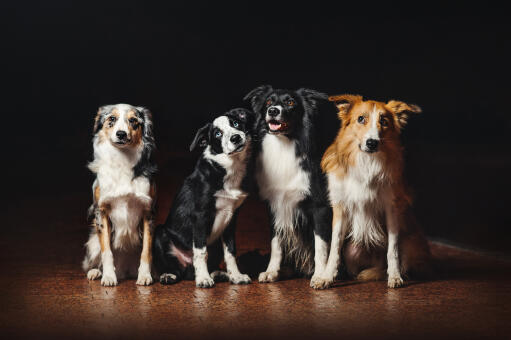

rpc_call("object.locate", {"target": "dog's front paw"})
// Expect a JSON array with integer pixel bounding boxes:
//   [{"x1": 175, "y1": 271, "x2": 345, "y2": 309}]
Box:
[
  {"x1": 387, "y1": 275, "x2": 404, "y2": 288},
  {"x1": 258, "y1": 271, "x2": 279, "y2": 283},
  {"x1": 136, "y1": 272, "x2": 153, "y2": 286},
  {"x1": 310, "y1": 275, "x2": 334, "y2": 290},
  {"x1": 87, "y1": 269, "x2": 102, "y2": 280},
  {"x1": 229, "y1": 273, "x2": 251, "y2": 285},
  {"x1": 196, "y1": 275, "x2": 215, "y2": 288},
  {"x1": 160, "y1": 273, "x2": 178, "y2": 285},
  {"x1": 101, "y1": 272, "x2": 118, "y2": 286}
]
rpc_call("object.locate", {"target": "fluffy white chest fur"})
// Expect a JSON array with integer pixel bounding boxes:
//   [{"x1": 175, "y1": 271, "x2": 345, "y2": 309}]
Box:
[
  {"x1": 88, "y1": 139, "x2": 152, "y2": 250},
  {"x1": 328, "y1": 152, "x2": 389, "y2": 248},
  {"x1": 204, "y1": 146, "x2": 249, "y2": 244},
  {"x1": 257, "y1": 134, "x2": 311, "y2": 234}
]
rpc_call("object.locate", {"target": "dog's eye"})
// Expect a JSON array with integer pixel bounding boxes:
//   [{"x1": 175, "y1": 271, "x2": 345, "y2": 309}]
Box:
[
  {"x1": 232, "y1": 120, "x2": 239, "y2": 128},
  {"x1": 109, "y1": 116, "x2": 116, "y2": 122},
  {"x1": 129, "y1": 118, "x2": 138, "y2": 124},
  {"x1": 357, "y1": 116, "x2": 365, "y2": 124},
  {"x1": 380, "y1": 116, "x2": 388, "y2": 127},
  {"x1": 287, "y1": 100, "x2": 295, "y2": 107},
  {"x1": 266, "y1": 99, "x2": 272, "y2": 106},
  {"x1": 215, "y1": 131, "x2": 223, "y2": 138}
]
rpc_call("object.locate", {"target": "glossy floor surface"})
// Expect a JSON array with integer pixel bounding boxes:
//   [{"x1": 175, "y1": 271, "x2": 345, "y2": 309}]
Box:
[{"x1": 1, "y1": 162, "x2": 510, "y2": 339}]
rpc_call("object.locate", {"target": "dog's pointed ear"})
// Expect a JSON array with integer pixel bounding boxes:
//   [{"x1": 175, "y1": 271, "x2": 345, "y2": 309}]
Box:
[
  {"x1": 93, "y1": 105, "x2": 112, "y2": 134},
  {"x1": 328, "y1": 94, "x2": 362, "y2": 118},
  {"x1": 243, "y1": 85, "x2": 273, "y2": 113},
  {"x1": 386, "y1": 100, "x2": 422, "y2": 129},
  {"x1": 296, "y1": 88, "x2": 328, "y2": 112},
  {"x1": 190, "y1": 123, "x2": 211, "y2": 152}
]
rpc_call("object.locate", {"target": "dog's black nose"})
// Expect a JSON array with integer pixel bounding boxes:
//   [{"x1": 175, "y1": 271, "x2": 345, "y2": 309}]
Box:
[
  {"x1": 116, "y1": 130, "x2": 127, "y2": 140},
  {"x1": 230, "y1": 134, "x2": 242, "y2": 145},
  {"x1": 268, "y1": 106, "x2": 280, "y2": 117},
  {"x1": 366, "y1": 138, "x2": 379, "y2": 151}
]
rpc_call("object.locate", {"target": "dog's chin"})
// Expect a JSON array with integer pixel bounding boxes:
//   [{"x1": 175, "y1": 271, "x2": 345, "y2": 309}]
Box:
[
  {"x1": 111, "y1": 139, "x2": 131, "y2": 148},
  {"x1": 266, "y1": 120, "x2": 289, "y2": 135},
  {"x1": 228, "y1": 144, "x2": 246, "y2": 155}
]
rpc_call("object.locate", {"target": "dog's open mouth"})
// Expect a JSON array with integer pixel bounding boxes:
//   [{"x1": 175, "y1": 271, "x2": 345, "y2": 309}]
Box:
[{"x1": 267, "y1": 120, "x2": 288, "y2": 133}]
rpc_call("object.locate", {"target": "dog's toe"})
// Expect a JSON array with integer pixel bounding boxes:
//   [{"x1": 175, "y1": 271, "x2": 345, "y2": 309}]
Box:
[
  {"x1": 310, "y1": 276, "x2": 334, "y2": 290},
  {"x1": 230, "y1": 273, "x2": 251, "y2": 285},
  {"x1": 101, "y1": 272, "x2": 118, "y2": 287},
  {"x1": 136, "y1": 273, "x2": 153, "y2": 286},
  {"x1": 160, "y1": 273, "x2": 178, "y2": 285},
  {"x1": 196, "y1": 276, "x2": 215, "y2": 288},
  {"x1": 87, "y1": 269, "x2": 102, "y2": 280},
  {"x1": 387, "y1": 275, "x2": 404, "y2": 288},
  {"x1": 258, "y1": 271, "x2": 279, "y2": 283}
]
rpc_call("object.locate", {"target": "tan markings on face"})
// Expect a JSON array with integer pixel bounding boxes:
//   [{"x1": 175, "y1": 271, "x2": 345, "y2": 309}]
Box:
[
  {"x1": 126, "y1": 110, "x2": 143, "y2": 146},
  {"x1": 100, "y1": 108, "x2": 120, "y2": 141},
  {"x1": 321, "y1": 99, "x2": 403, "y2": 178}
]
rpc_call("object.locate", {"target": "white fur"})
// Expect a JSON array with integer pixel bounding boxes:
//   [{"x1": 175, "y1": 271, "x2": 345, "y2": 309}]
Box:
[
  {"x1": 212, "y1": 115, "x2": 247, "y2": 154},
  {"x1": 327, "y1": 152, "x2": 388, "y2": 248},
  {"x1": 203, "y1": 140, "x2": 250, "y2": 244},
  {"x1": 361, "y1": 105, "x2": 381, "y2": 152},
  {"x1": 257, "y1": 134, "x2": 312, "y2": 274},
  {"x1": 83, "y1": 118, "x2": 152, "y2": 283},
  {"x1": 258, "y1": 236, "x2": 282, "y2": 283},
  {"x1": 193, "y1": 245, "x2": 214, "y2": 288}
]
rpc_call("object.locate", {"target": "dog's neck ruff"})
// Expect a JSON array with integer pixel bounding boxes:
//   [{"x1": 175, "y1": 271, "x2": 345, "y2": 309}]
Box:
[{"x1": 88, "y1": 136, "x2": 151, "y2": 208}]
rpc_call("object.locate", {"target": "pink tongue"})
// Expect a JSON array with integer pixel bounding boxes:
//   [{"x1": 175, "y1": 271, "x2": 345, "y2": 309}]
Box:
[{"x1": 269, "y1": 122, "x2": 282, "y2": 130}]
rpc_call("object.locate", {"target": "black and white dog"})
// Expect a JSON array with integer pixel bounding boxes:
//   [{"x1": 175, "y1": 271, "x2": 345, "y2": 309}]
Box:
[
  {"x1": 153, "y1": 108, "x2": 254, "y2": 288},
  {"x1": 244, "y1": 85, "x2": 332, "y2": 287}
]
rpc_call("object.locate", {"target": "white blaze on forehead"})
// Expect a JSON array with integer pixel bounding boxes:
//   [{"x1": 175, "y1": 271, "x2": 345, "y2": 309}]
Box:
[
  {"x1": 213, "y1": 115, "x2": 246, "y2": 153},
  {"x1": 365, "y1": 104, "x2": 381, "y2": 141}
]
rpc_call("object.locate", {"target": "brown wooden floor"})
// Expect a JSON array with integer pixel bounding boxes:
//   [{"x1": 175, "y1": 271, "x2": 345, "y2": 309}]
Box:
[{"x1": 1, "y1": 170, "x2": 510, "y2": 339}]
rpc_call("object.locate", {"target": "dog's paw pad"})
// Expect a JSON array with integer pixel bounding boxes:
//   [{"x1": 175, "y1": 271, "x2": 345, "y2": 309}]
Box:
[
  {"x1": 387, "y1": 276, "x2": 404, "y2": 288},
  {"x1": 230, "y1": 273, "x2": 251, "y2": 285},
  {"x1": 160, "y1": 273, "x2": 178, "y2": 285},
  {"x1": 101, "y1": 273, "x2": 118, "y2": 286},
  {"x1": 87, "y1": 269, "x2": 102, "y2": 280},
  {"x1": 136, "y1": 273, "x2": 153, "y2": 286},
  {"x1": 258, "y1": 271, "x2": 279, "y2": 283},
  {"x1": 310, "y1": 276, "x2": 334, "y2": 290},
  {"x1": 196, "y1": 276, "x2": 215, "y2": 288}
]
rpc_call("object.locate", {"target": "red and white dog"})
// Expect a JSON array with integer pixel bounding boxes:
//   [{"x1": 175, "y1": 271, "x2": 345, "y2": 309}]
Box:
[{"x1": 311, "y1": 95, "x2": 431, "y2": 289}]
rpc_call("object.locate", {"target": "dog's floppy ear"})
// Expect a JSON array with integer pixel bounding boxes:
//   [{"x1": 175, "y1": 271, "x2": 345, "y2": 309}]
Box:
[
  {"x1": 190, "y1": 123, "x2": 211, "y2": 152},
  {"x1": 243, "y1": 85, "x2": 273, "y2": 113},
  {"x1": 93, "y1": 105, "x2": 112, "y2": 134},
  {"x1": 386, "y1": 100, "x2": 422, "y2": 129},
  {"x1": 328, "y1": 94, "x2": 362, "y2": 118},
  {"x1": 133, "y1": 106, "x2": 157, "y2": 178},
  {"x1": 136, "y1": 106, "x2": 155, "y2": 143},
  {"x1": 296, "y1": 88, "x2": 328, "y2": 112}
]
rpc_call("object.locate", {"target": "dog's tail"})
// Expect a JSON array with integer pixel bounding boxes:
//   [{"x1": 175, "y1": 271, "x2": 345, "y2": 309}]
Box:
[{"x1": 356, "y1": 267, "x2": 386, "y2": 282}]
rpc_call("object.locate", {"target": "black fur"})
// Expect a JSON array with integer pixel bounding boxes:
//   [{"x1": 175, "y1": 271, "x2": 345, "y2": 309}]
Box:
[
  {"x1": 153, "y1": 108, "x2": 255, "y2": 284},
  {"x1": 133, "y1": 106, "x2": 157, "y2": 178},
  {"x1": 244, "y1": 85, "x2": 333, "y2": 275}
]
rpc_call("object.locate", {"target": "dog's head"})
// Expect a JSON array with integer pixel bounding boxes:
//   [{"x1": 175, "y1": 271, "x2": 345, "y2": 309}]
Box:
[
  {"x1": 244, "y1": 85, "x2": 327, "y2": 136},
  {"x1": 329, "y1": 94, "x2": 421, "y2": 153},
  {"x1": 190, "y1": 108, "x2": 254, "y2": 155},
  {"x1": 93, "y1": 104, "x2": 154, "y2": 150}
]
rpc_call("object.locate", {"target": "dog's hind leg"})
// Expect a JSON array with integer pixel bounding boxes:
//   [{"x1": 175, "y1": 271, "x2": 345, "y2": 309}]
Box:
[
  {"x1": 152, "y1": 225, "x2": 184, "y2": 285},
  {"x1": 399, "y1": 231, "x2": 433, "y2": 280},
  {"x1": 83, "y1": 228, "x2": 102, "y2": 281}
]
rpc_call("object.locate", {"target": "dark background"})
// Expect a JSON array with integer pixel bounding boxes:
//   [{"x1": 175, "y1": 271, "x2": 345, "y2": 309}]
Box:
[{"x1": 2, "y1": 2, "x2": 510, "y2": 254}]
